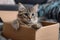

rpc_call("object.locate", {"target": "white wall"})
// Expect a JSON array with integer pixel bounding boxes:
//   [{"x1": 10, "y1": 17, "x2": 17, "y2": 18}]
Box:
[{"x1": 0, "y1": 0, "x2": 15, "y2": 5}]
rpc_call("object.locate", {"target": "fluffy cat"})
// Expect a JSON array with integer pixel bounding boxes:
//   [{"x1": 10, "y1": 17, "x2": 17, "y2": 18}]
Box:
[{"x1": 11, "y1": 3, "x2": 42, "y2": 30}]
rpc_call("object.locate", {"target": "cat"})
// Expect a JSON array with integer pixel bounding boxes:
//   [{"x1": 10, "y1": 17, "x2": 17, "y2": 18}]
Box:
[{"x1": 11, "y1": 3, "x2": 42, "y2": 30}]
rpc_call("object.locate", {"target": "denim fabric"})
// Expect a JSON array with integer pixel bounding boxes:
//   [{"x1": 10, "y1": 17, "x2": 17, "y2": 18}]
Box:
[
  {"x1": 38, "y1": 1, "x2": 60, "y2": 22},
  {"x1": 38, "y1": 1, "x2": 60, "y2": 17}
]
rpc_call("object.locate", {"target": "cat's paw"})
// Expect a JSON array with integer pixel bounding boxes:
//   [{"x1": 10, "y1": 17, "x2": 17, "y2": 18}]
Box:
[
  {"x1": 11, "y1": 20, "x2": 19, "y2": 30},
  {"x1": 32, "y1": 24, "x2": 42, "y2": 30},
  {"x1": 32, "y1": 25, "x2": 39, "y2": 29}
]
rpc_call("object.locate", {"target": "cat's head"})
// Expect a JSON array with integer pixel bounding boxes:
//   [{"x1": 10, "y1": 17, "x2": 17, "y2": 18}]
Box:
[{"x1": 18, "y1": 3, "x2": 39, "y2": 23}]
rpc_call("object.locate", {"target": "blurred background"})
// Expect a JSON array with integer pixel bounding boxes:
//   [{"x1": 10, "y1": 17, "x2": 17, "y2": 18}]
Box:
[{"x1": 0, "y1": 0, "x2": 47, "y2": 11}]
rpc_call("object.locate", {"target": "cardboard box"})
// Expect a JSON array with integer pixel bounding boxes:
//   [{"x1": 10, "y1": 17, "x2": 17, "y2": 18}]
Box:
[
  {"x1": 2, "y1": 22, "x2": 59, "y2": 40},
  {"x1": 0, "y1": 11, "x2": 18, "y2": 22},
  {"x1": 0, "y1": 11, "x2": 59, "y2": 40}
]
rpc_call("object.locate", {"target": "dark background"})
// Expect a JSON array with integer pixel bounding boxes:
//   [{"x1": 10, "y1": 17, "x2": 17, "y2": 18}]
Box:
[
  {"x1": 14, "y1": 0, "x2": 47, "y2": 4},
  {"x1": 0, "y1": 0, "x2": 48, "y2": 11}
]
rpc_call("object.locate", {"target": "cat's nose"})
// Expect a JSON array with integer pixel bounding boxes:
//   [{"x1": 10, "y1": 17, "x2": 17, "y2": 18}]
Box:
[{"x1": 28, "y1": 16, "x2": 31, "y2": 19}]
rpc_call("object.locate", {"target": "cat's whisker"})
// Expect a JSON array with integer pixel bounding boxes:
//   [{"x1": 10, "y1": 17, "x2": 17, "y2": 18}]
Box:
[{"x1": 11, "y1": 3, "x2": 42, "y2": 30}]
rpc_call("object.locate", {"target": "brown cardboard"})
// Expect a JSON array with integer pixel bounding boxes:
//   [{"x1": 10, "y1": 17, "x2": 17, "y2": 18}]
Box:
[
  {"x1": 2, "y1": 22, "x2": 59, "y2": 40},
  {"x1": 0, "y1": 11, "x2": 59, "y2": 40},
  {"x1": 0, "y1": 11, "x2": 18, "y2": 22}
]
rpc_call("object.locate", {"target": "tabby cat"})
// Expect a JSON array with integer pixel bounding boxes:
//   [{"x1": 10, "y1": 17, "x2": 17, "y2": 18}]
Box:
[{"x1": 11, "y1": 3, "x2": 42, "y2": 30}]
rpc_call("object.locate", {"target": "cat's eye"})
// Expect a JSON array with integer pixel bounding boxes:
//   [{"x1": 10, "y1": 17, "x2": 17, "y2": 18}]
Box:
[
  {"x1": 24, "y1": 13, "x2": 28, "y2": 16},
  {"x1": 32, "y1": 14, "x2": 34, "y2": 16},
  {"x1": 18, "y1": 14, "x2": 23, "y2": 16}
]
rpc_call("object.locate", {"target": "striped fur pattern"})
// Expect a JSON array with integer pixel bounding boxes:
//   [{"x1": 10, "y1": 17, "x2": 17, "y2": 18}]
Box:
[{"x1": 11, "y1": 3, "x2": 42, "y2": 30}]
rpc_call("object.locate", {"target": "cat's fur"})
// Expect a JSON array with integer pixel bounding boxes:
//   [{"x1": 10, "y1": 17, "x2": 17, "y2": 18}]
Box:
[{"x1": 11, "y1": 3, "x2": 42, "y2": 30}]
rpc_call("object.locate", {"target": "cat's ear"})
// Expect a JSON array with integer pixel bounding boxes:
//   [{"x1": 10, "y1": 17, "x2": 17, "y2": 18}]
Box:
[
  {"x1": 32, "y1": 4, "x2": 39, "y2": 12},
  {"x1": 19, "y1": 3, "x2": 26, "y2": 11}
]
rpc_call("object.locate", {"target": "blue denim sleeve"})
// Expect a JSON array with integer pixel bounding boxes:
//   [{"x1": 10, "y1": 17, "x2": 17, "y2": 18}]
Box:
[{"x1": 38, "y1": 1, "x2": 60, "y2": 17}]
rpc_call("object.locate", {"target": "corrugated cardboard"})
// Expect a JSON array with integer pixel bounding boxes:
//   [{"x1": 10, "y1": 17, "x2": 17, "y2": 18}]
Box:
[
  {"x1": 3, "y1": 22, "x2": 59, "y2": 40},
  {"x1": 0, "y1": 11, "x2": 59, "y2": 40}
]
